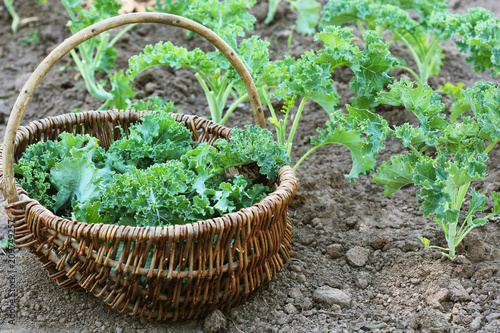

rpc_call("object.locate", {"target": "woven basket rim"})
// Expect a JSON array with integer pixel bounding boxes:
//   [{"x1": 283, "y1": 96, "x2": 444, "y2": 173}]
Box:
[{"x1": 4, "y1": 110, "x2": 298, "y2": 242}]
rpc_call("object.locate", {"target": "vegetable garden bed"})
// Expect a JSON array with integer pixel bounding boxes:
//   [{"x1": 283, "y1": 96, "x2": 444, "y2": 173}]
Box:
[{"x1": 0, "y1": 0, "x2": 499, "y2": 332}]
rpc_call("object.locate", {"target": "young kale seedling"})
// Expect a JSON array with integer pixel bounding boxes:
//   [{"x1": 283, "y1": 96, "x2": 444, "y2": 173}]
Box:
[
  {"x1": 4, "y1": 0, "x2": 46, "y2": 33},
  {"x1": 432, "y1": 7, "x2": 500, "y2": 78},
  {"x1": 373, "y1": 79, "x2": 500, "y2": 258},
  {"x1": 320, "y1": 0, "x2": 448, "y2": 85},
  {"x1": 103, "y1": 0, "x2": 263, "y2": 122},
  {"x1": 155, "y1": 0, "x2": 256, "y2": 47},
  {"x1": 320, "y1": 0, "x2": 500, "y2": 84},
  {"x1": 264, "y1": 26, "x2": 394, "y2": 177},
  {"x1": 106, "y1": 34, "x2": 271, "y2": 124},
  {"x1": 61, "y1": 0, "x2": 135, "y2": 102}
]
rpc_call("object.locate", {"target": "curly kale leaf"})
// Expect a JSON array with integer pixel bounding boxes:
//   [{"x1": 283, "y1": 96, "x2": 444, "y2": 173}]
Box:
[
  {"x1": 98, "y1": 161, "x2": 198, "y2": 226},
  {"x1": 178, "y1": 0, "x2": 256, "y2": 47},
  {"x1": 378, "y1": 78, "x2": 447, "y2": 134},
  {"x1": 348, "y1": 30, "x2": 400, "y2": 108},
  {"x1": 315, "y1": 26, "x2": 399, "y2": 109},
  {"x1": 375, "y1": 150, "x2": 487, "y2": 224},
  {"x1": 154, "y1": 0, "x2": 190, "y2": 15},
  {"x1": 96, "y1": 160, "x2": 270, "y2": 227},
  {"x1": 413, "y1": 153, "x2": 487, "y2": 223},
  {"x1": 126, "y1": 42, "x2": 210, "y2": 81},
  {"x1": 310, "y1": 106, "x2": 389, "y2": 181},
  {"x1": 106, "y1": 111, "x2": 192, "y2": 172},
  {"x1": 155, "y1": 0, "x2": 256, "y2": 44},
  {"x1": 462, "y1": 81, "x2": 500, "y2": 142},
  {"x1": 372, "y1": 152, "x2": 418, "y2": 196},
  {"x1": 103, "y1": 70, "x2": 136, "y2": 110},
  {"x1": 439, "y1": 82, "x2": 471, "y2": 121},
  {"x1": 216, "y1": 125, "x2": 290, "y2": 180},
  {"x1": 132, "y1": 98, "x2": 179, "y2": 113},
  {"x1": 15, "y1": 140, "x2": 64, "y2": 210},
  {"x1": 273, "y1": 52, "x2": 340, "y2": 116},
  {"x1": 293, "y1": 0, "x2": 321, "y2": 35},
  {"x1": 320, "y1": 0, "x2": 445, "y2": 83},
  {"x1": 320, "y1": 0, "x2": 422, "y2": 36},
  {"x1": 455, "y1": 8, "x2": 500, "y2": 77},
  {"x1": 15, "y1": 133, "x2": 108, "y2": 215}
]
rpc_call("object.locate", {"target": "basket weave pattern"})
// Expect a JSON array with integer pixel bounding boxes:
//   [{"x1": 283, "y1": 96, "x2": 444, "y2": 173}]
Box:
[{"x1": 0, "y1": 111, "x2": 297, "y2": 320}]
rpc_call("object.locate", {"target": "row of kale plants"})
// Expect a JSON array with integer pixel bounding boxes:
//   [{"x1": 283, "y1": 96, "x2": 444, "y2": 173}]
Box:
[{"x1": 7, "y1": 0, "x2": 500, "y2": 258}]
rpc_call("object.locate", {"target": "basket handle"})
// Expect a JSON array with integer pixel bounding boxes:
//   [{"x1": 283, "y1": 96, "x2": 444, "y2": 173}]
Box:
[{"x1": 2, "y1": 12, "x2": 267, "y2": 204}]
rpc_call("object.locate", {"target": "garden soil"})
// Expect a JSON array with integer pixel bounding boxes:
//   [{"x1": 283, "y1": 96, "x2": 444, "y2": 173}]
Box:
[{"x1": 1, "y1": 0, "x2": 500, "y2": 332}]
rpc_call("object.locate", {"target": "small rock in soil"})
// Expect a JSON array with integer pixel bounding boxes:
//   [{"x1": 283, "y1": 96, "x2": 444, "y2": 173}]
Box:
[
  {"x1": 403, "y1": 240, "x2": 420, "y2": 252},
  {"x1": 250, "y1": 1, "x2": 268, "y2": 22},
  {"x1": 313, "y1": 286, "x2": 351, "y2": 308},
  {"x1": 486, "y1": 312, "x2": 500, "y2": 322},
  {"x1": 416, "y1": 308, "x2": 451, "y2": 333},
  {"x1": 284, "y1": 303, "x2": 299, "y2": 315},
  {"x1": 344, "y1": 216, "x2": 358, "y2": 228},
  {"x1": 447, "y1": 279, "x2": 471, "y2": 302},
  {"x1": 297, "y1": 233, "x2": 315, "y2": 246},
  {"x1": 203, "y1": 309, "x2": 227, "y2": 333},
  {"x1": 370, "y1": 233, "x2": 393, "y2": 250},
  {"x1": 346, "y1": 246, "x2": 370, "y2": 267},
  {"x1": 297, "y1": 274, "x2": 307, "y2": 283},
  {"x1": 355, "y1": 272, "x2": 371, "y2": 289},
  {"x1": 289, "y1": 263, "x2": 303, "y2": 273},
  {"x1": 145, "y1": 82, "x2": 158, "y2": 95},
  {"x1": 39, "y1": 26, "x2": 60, "y2": 44},
  {"x1": 469, "y1": 316, "x2": 483, "y2": 331},
  {"x1": 426, "y1": 288, "x2": 449, "y2": 310},
  {"x1": 288, "y1": 287, "x2": 302, "y2": 299},
  {"x1": 297, "y1": 297, "x2": 314, "y2": 311},
  {"x1": 326, "y1": 243, "x2": 344, "y2": 259},
  {"x1": 330, "y1": 304, "x2": 342, "y2": 313}
]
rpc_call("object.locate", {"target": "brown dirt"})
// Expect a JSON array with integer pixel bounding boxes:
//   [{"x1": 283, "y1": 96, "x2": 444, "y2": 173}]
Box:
[{"x1": 1, "y1": 0, "x2": 500, "y2": 332}]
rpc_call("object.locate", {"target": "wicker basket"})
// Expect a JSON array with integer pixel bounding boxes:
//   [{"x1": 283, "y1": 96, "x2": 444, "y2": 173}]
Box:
[{"x1": 0, "y1": 13, "x2": 297, "y2": 320}]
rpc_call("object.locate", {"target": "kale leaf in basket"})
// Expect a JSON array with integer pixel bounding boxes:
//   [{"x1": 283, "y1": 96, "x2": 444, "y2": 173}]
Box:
[
  {"x1": 15, "y1": 111, "x2": 289, "y2": 227},
  {"x1": 105, "y1": 111, "x2": 192, "y2": 173}
]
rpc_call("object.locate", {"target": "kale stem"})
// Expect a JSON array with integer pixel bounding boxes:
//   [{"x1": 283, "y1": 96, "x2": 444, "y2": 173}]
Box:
[
  {"x1": 436, "y1": 219, "x2": 449, "y2": 239},
  {"x1": 195, "y1": 73, "x2": 219, "y2": 122},
  {"x1": 261, "y1": 89, "x2": 276, "y2": 120},
  {"x1": 484, "y1": 138, "x2": 500, "y2": 154},
  {"x1": 70, "y1": 49, "x2": 112, "y2": 100},
  {"x1": 109, "y1": 24, "x2": 136, "y2": 47},
  {"x1": 286, "y1": 96, "x2": 308, "y2": 156},
  {"x1": 408, "y1": 145, "x2": 424, "y2": 160},
  {"x1": 454, "y1": 183, "x2": 470, "y2": 211},
  {"x1": 420, "y1": 37, "x2": 441, "y2": 84},
  {"x1": 221, "y1": 92, "x2": 249, "y2": 125},
  {"x1": 293, "y1": 145, "x2": 318, "y2": 171},
  {"x1": 4, "y1": 0, "x2": 19, "y2": 33},
  {"x1": 91, "y1": 33, "x2": 110, "y2": 69},
  {"x1": 356, "y1": 21, "x2": 366, "y2": 35},
  {"x1": 394, "y1": 65, "x2": 423, "y2": 85},
  {"x1": 286, "y1": 25, "x2": 295, "y2": 57},
  {"x1": 396, "y1": 33, "x2": 424, "y2": 83},
  {"x1": 446, "y1": 222, "x2": 458, "y2": 258},
  {"x1": 426, "y1": 245, "x2": 450, "y2": 252}
]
